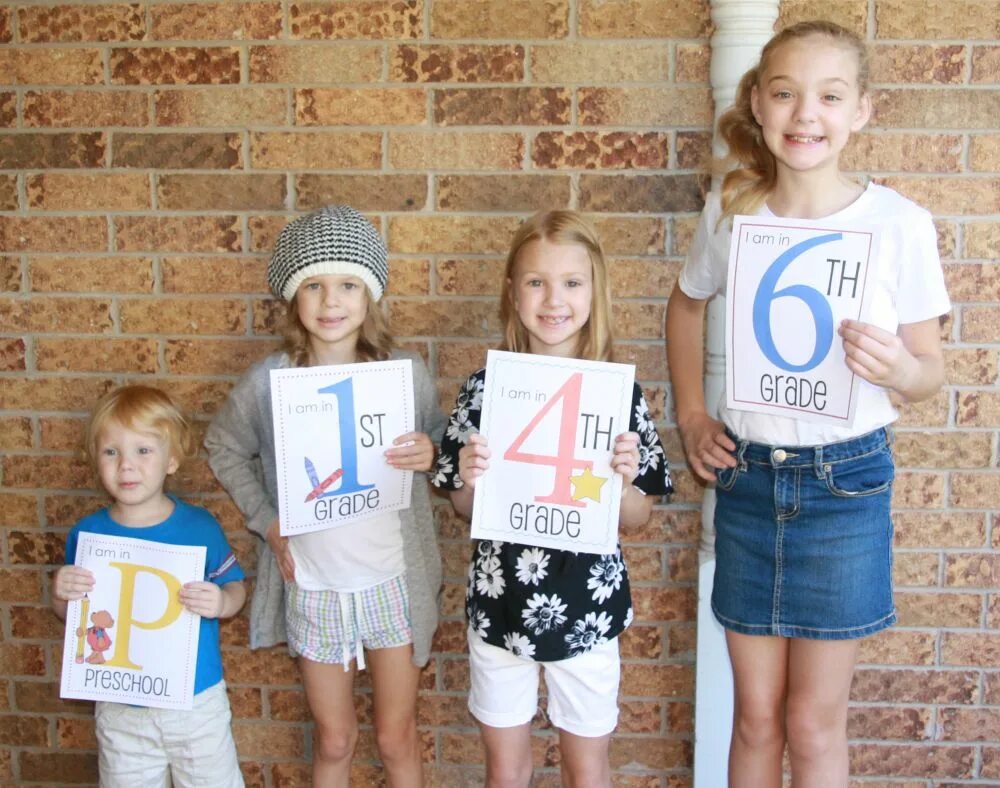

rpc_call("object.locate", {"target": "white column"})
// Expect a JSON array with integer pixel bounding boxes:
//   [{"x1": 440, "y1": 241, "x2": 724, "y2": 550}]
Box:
[{"x1": 694, "y1": 2, "x2": 778, "y2": 785}]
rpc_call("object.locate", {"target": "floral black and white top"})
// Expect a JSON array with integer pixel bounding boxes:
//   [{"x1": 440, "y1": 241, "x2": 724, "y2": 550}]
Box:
[{"x1": 433, "y1": 368, "x2": 673, "y2": 663}]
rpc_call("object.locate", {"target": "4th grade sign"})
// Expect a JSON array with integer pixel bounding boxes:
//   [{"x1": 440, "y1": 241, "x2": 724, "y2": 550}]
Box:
[
  {"x1": 726, "y1": 216, "x2": 879, "y2": 425},
  {"x1": 271, "y1": 359, "x2": 414, "y2": 536},
  {"x1": 60, "y1": 532, "x2": 205, "y2": 710},
  {"x1": 470, "y1": 351, "x2": 635, "y2": 555}
]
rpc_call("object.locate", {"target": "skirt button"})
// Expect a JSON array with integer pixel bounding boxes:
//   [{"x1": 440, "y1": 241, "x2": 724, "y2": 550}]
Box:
[{"x1": 772, "y1": 448, "x2": 787, "y2": 463}]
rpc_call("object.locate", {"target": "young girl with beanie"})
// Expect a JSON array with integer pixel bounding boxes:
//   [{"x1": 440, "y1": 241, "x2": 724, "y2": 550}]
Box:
[{"x1": 205, "y1": 205, "x2": 447, "y2": 787}]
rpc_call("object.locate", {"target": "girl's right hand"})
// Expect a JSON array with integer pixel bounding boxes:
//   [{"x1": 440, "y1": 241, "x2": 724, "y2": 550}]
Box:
[
  {"x1": 54, "y1": 566, "x2": 95, "y2": 602},
  {"x1": 678, "y1": 412, "x2": 737, "y2": 483},
  {"x1": 266, "y1": 519, "x2": 295, "y2": 583},
  {"x1": 458, "y1": 433, "x2": 491, "y2": 490}
]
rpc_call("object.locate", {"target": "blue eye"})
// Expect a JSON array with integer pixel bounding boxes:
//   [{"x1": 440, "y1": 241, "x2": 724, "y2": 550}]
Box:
[
  {"x1": 304, "y1": 282, "x2": 321, "y2": 291},
  {"x1": 343, "y1": 282, "x2": 358, "y2": 290},
  {"x1": 101, "y1": 447, "x2": 117, "y2": 457},
  {"x1": 138, "y1": 447, "x2": 153, "y2": 455}
]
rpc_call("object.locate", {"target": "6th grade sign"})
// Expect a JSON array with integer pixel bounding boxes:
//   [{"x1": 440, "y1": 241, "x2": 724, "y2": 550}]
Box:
[
  {"x1": 471, "y1": 351, "x2": 635, "y2": 555},
  {"x1": 271, "y1": 359, "x2": 414, "y2": 536},
  {"x1": 726, "y1": 216, "x2": 879, "y2": 425},
  {"x1": 60, "y1": 532, "x2": 205, "y2": 710}
]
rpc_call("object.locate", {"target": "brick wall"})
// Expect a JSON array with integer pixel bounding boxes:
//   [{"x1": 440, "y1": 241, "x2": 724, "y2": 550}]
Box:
[{"x1": 0, "y1": 0, "x2": 997, "y2": 784}]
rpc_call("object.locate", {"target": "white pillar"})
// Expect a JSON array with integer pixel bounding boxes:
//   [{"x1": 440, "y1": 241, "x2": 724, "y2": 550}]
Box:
[{"x1": 694, "y1": 2, "x2": 778, "y2": 785}]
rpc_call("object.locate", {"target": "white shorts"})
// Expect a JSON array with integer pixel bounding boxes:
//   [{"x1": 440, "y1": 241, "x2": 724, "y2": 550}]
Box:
[
  {"x1": 95, "y1": 681, "x2": 243, "y2": 788},
  {"x1": 467, "y1": 628, "x2": 621, "y2": 738}
]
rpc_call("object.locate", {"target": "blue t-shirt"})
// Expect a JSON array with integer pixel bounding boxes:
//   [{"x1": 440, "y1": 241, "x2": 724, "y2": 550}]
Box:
[{"x1": 64, "y1": 497, "x2": 245, "y2": 695}]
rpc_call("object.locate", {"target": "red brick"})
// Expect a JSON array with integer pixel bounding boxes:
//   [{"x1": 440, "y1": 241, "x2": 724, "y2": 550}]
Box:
[
  {"x1": 18, "y1": 5, "x2": 145, "y2": 43},
  {"x1": 157, "y1": 174, "x2": 286, "y2": 211},
  {"x1": 121, "y1": 298, "x2": 247, "y2": 335},
  {"x1": 162, "y1": 257, "x2": 267, "y2": 295},
  {"x1": 0, "y1": 133, "x2": 105, "y2": 169},
  {"x1": 297, "y1": 174, "x2": 427, "y2": 212},
  {"x1": 251, "y1": 44, "x2": 382, "y2": 83},
  {"x1": 290, "y1": 1, "x2": 423, "y2": 40},
  {"x1": 114, "y1": 216, "x2": 240, "y2": 253},
  {"x1": 164, "y1": 338, "x2": 280, "y2": 375},
  {"x1": 251, "y1": 132, "x2": 382, "y2": 170},
  {"x1": 18, "y1": 751, "x2": 98, "y2": 783},
  {"x1": 150, "y1": 3, "x2": 282, "y2": 40},
  {"x1": 849, "y1": 743, "x2": 973, "y2": 778},
  {"x1": 870, "y1": 44, "x2": 967, "y2": 84},
  {"x1": 0, "y1": 377, "x2": 114, "y2": 412},
  {"x1": 29, "y1": 257, "x2": 153, "y2": 293},
  {"x1": 851, "y1": 669, "x2": 977, "y2": 704},
  {"x1": 155, "y1": 87, "x2": 286, "y2": 127},
  {"x1": 111, "y1": 46, "x2": 240, "y2": 85},
  {"x1": 578, "y1": 0, "x2": 708, "y2": 38},
  {"x1": 941, "y1": 633, "x2": 1000, "y2": 667},
  {"x1": 533, "y1": 131, "x2": 669, "y2": 170},
  {"x1": 24, "y1": 90, "x2": 148, "y2": 128},
  {"x1": 36, "y1": 338, "x2": 158, "y2": 374},
  {"x1": 27, "y1": 173, "x2": 150, "y2": 211},
  {"x1": 431, "y1": 0, "x2": 567, "y2": 39},
  {"x1": 391, "y1": 44, "x2": 524, "y2": 83},
  {"x1": 0, "y1": 296, "x2": 113, "y2": 334},
  {"x1": 112, "y1": 132, "x2": 241, "y2": 169},
  {"x1": 435, "y1": 88, "x2": 570, "y2": 126},
  {"x1": 939, "y1": 707, "x2": 1000, "y2": 741},
  {"x1": 296, "y1": 87, "x2": 426, "y2": 125},
  {"x1": 0, "y1": 217, "x2": 106, "y2": 253},
  {"x1": 0, "y1": 48, "x2": 103, "y2": 85}
]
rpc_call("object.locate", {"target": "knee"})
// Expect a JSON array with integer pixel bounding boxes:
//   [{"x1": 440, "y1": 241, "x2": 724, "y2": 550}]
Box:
[
  {"x1": 374, "y1": 716, "x2": 418, "y2": 763},
  {"x1": 486, "y1": 758, "x2": 532, "y2": 788},
  {"x1": 733, "y1": 703, "x2": 784, "y2": 749},
  {"x1": 785, "y1": 703, "x2": 845, "y2": 761},
  {"x1": 314, "y1": 723, "x2": 357, "y2": 763}
]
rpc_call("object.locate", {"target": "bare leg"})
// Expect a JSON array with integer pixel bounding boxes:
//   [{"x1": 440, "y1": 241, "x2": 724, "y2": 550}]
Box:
[
  {"x1": 558, "y1": 729, "x2": 611, "y2": 788},
  {"x1": 726, "y1": 631, "x2": 788, "y2": 788},
  {"x1": 785, "y1": 638, "x2": 859, "y2": 787},
  {"x1": 368, "y1": 644, "x2": 424, "y2": 788},
  {"x1": 299, "y1": 657, "x2": 358, "y2": 788},
  {"x1": 480, "y1": 722, "x2": 533, "y2": 788}
]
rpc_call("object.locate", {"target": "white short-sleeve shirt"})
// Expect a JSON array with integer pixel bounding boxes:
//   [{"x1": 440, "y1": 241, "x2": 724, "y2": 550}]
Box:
[{"x1": 679, "y1": 183, "x2": 952, "y2": 446}]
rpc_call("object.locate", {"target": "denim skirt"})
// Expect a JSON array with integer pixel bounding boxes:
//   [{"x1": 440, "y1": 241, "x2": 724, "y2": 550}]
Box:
[{"x1": 712, "y1": 428, "x2": 896, "y2": 640}]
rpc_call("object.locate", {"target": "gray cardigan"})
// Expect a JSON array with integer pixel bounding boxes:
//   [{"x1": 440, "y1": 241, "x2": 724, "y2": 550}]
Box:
[{"x1": 204, "y1": 349, "x2": 447, "y2": 667}]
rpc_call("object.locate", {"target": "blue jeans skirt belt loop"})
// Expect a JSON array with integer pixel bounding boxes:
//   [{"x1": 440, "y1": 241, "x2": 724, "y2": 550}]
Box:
[{"x1": 712, "y1": 427, "x2": 896, "y2": 640}]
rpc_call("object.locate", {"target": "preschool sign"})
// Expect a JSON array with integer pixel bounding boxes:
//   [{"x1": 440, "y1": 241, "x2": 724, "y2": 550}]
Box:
[
  {"x1": 270, "y1": 359, "x2": 414, "y2": 536},
  {"x1": 60, "y1": 532, "x2": 204, "y2": 710},
  {"x1": 726, "y1": 215, "x2": 879, "y2": 425},
  {"x1": 471, "y1": 350, "x2": 634, "y2": 555}
]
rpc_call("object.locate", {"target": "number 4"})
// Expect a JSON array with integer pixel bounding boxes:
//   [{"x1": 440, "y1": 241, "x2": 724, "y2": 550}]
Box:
[{"x1": 503, "y1": 373, "x2": 592, "y2": 507}]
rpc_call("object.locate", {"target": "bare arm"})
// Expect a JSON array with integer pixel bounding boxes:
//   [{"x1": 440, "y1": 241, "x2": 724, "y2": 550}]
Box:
[
  {"x1": 665, "y1": 284, "x2": 736, "y2": 481},
  {"x1": 839, "y1": 317, "x2": 945, "y2": 402}
]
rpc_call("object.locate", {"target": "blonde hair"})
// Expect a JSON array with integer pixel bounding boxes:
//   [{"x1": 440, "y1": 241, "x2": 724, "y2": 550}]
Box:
[
  {"x1": 85, "y1": 385, "x2": 196, "y2": 467},
  {"x1": 283, "y1": 288, "x2": 394, "y2": 367},
  {"x1": 499, "y1": 210, "x2": 613, "y2": 362},
  {"x1": 717, "y1": 20, "x2": 870, "y2": 221}
]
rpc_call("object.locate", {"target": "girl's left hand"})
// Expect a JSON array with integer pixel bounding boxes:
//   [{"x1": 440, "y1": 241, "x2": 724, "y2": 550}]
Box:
[
  {"x1": 385, "y1": 431, "x2": 435, "y2": 472},
  {"x1": 839, "y1": 319, "x2": 917, "y2": 392},
  {"x1": 179, "y1": 581, "x2": 224, "y2": 619},
  {"x1": 611, "y1": 431, "x2": 641, "y2": 485}
]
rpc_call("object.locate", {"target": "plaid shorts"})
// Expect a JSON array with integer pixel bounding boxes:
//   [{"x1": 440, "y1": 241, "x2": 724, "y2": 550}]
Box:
[{"x1": 285, "y1": 574, "x2": 413, "y2": 670}]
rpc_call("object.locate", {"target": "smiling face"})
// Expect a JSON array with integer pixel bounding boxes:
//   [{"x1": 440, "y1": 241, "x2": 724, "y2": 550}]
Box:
[
  {"x1": 96, "y1": 420, "x2": 178, "y2": 524},
  {"x1": 294, "y1": 273, "x2": 369, "y2": 364},
  {"x1": 509, "y1": 238, "x2": 594, "y2": 358},
  {"x1": 751, "y1": 34, "x2": 871, "y2": 181}
]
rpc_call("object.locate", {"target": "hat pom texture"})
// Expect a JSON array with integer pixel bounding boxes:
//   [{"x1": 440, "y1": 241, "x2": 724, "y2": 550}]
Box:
[{"x1": 268, "y1": 205, "x2": 389, "y2": 301}]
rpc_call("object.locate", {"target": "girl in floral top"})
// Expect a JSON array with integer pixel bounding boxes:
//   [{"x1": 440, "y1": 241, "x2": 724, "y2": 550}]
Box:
[{"x1": 433, "y1": 210, "x2": 672, "y2": 786}]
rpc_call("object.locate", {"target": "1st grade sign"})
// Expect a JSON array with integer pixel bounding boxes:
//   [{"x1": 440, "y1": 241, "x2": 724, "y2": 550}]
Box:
[
  {"x1": 726, "y1": 216, "x2": 879, "y2": 425},
  {"x1": 271, "y1": 359, "x2": 415, "y2": 536},
  {"x1": 470, "y1": 351, "x2": 634, "y2": 555},
  {"x1": 60, "y1": 532, "x2": 205, "y2": 710}
]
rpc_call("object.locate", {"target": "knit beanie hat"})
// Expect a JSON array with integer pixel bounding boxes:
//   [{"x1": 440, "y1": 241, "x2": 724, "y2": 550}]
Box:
[{"x1": 268, "y1": 205, "x2": 389, "y2": 301}]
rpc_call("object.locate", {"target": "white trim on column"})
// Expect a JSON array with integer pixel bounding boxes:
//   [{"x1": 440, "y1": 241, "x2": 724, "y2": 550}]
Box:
[{"x1": 694, "y1": 3, "x2": 778, "y2": 785}]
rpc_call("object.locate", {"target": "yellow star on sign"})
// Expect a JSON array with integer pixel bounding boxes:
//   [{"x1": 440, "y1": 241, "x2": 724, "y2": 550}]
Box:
[{"x1": 570, "y1": 467, "x2": 608, "y2": 503}]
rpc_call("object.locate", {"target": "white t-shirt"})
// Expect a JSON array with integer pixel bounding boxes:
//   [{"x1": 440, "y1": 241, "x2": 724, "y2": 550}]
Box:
[
  {"x1": 679, "y1": 183, "x2": 952, "y2": 446},
  {"x1": 289, "y1": 510, "x2": 405, "y2": 592}
]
